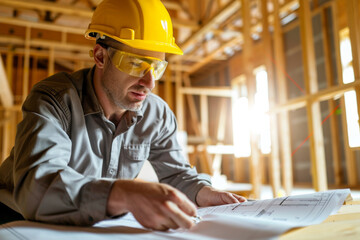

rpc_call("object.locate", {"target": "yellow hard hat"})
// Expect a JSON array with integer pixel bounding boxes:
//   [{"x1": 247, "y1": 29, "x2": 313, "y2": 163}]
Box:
[{"x1": 85, "y1": 0, "x2": 183, "y2": 55}]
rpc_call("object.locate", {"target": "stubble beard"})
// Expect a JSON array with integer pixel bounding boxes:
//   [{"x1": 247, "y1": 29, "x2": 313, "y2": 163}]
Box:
[{"x1": 102, "y1": 81, "x2": 150, "y2": 112}]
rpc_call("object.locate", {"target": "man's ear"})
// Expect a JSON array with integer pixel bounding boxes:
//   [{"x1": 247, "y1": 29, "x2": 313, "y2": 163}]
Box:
[{"x1": 93, "y1": 44, "x2": 106, "y2": 69}]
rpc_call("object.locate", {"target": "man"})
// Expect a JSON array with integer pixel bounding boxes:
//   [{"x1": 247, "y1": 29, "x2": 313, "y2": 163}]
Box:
[{"x1": 0, "y1": 0, "x2": 246, "y2": 230}]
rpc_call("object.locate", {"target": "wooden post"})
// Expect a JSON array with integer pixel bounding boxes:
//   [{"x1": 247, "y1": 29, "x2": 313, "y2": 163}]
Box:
[
  {"x1": 6, "y1": 46, "x2": 13, "y2": 89},
  {"x1": 322, "y1": 5, "x2": 342, "y2": 186},
  {"x1": 262, "y1": 0, "x2": 281, "y2": 197},
  {"x1": 22, "y1": 27, "x2": 31, "y2": 103},
  {"x1": 241, "y1": 0, "x2": 261, "y2": 198},
  {"x1": 299, "y1": 0, "x2": 327, "y2": 192},
  {"x1": 175, "y1": 61, "x2": 185, "y2": 131},
  {"x1": 48, "y1": 47, "x2": 54, "y2": 77},
  {"x1": 345, "y1": 0, "x2": 360, "y2": 152},
  {"x1": 333, "y1": 1, "x2": 357, "y2": 186},
  {"x1": 273, "y1": 0, "x2": 293, "y2": 195},
  {"x1": 183, "y1": 74, "x2": 202, "y2": 136},
  {"x1": 0, "y1": 56, "x2": 14, "y2": 163},
  {"x1": 164, "y1": 66, "x2": 174, "y2": 111},
  {"x1": 200, "y1": 94, "x2": 209, "y2": 138}
]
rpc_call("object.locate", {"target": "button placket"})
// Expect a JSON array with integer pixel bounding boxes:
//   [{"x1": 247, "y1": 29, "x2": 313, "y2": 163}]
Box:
[{"x1": 106, "y1": 135, "x2": 121, "y2": 178}]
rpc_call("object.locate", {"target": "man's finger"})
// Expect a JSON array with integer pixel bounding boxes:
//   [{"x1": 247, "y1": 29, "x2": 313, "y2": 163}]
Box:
[
  {"x1": 221, "y1": 192, "x2": 241, "y2": 204},
  {"x1": 162, "y1": 201, "x2": 195, "y2": 229},
  {"x1": 168, "y1": 190, "x2": 197, "y2": 217},
  {"x1": 233, "y1": 194, "x2": 247, "y2": 202}
]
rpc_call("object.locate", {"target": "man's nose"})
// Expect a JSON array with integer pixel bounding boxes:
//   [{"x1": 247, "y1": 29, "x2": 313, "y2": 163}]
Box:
[{"x1": 139, "y1": 68, "x2": 155, "y2": 90}]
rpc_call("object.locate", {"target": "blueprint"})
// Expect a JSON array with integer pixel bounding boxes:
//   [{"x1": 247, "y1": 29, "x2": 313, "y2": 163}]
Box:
[
  {"x1": 197, "y1": 189, "x2": 350, "y2": 226},
  {"x1": 0, "y1": 189, "x2": 351, "y2": 240}
]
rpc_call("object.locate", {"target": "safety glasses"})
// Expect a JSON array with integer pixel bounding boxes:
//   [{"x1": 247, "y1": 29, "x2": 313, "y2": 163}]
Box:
[{"x1": 108, "y1": 47, "x2": 168, "y2": 80}]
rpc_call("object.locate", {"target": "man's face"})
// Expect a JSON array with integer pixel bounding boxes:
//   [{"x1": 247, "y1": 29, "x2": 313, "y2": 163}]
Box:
[{"x1": 100, "y1": 43, "x2": 165, "y2": 111}]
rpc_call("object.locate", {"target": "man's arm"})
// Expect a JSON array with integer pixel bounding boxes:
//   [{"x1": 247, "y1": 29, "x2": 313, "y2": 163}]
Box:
[{"x1": 12, "y1": 85, "x2": 113, "y2": 225}]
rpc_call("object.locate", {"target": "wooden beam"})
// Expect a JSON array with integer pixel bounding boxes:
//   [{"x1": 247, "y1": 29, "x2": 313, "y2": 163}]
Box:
[
  {"x1": 180, "y1": 86, "x2": 232, "y2": 97},
  {"x1": 299, "y1": 0, "x2": 327, "y2": 192},
  {"x1": 162, "y1": 0, "x2": 183, "y2": 11},
  {"x1": 0, "y1": 36, "x2": 92, "y2": 52},
  {"x1": 188, "y1": 36, "x2": 242, "y2": 74},
  {"x1": 174, "y1": 0, "x2": 241, "y2": 55},
  {"x1": 0, "y1": 47, "x2": 93, "y2": 62},
  {"x1": 271, "y1": 80, "x2": 360, "y2": 113},
  {"x1": 0, "y1": 16, "x2": 84, "y2": 35},
  {"x1": 0, "y1": 0, "x2": 93, "y2": 18}
]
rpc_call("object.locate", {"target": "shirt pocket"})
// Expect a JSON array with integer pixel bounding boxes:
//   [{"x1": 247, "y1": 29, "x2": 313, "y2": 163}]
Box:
[{"x1": 123, "y1": 144, "x2": 150, "y2": 161}]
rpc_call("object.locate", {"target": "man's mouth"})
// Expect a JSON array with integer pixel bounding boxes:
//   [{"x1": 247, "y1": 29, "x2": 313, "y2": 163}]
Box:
[{"x1": 130, "y1": 91, "x2": 147, "y2": 101}]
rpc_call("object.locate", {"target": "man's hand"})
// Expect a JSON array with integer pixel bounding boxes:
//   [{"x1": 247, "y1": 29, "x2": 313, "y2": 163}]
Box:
[
  {"x1": 107, "y1": 180, "x2": 197, "y2": 231},
  {"x1": 195, "y1": 186, "x2": 247, "y2": 207}
]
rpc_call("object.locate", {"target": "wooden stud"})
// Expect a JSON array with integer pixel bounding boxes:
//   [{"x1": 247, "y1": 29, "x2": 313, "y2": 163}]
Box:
[
  {"x1": 31, "y1": 56, "x2": 38, "y2": 88},
  {"x1": 231, "y1": 75, "x2": 246, "y2": 183},
  {"x1": 345, "y1": 0, "x2": 360, "y2": 150},
  {"x1": 48, "y1": 47, "x2": 55, "y2": 77},
  {"x1": 22, "y1": 26, "x2": 31, "y2": 103},
  {"x1": 322, "y1": 5, "x2": 343, "y2": 186},
  {"x1": 299, "y1": 0, "x2": 327, "y2": 192},
  {"x1": 212, "y1": 98, "x2": 228, "y2": 176},
  {"x1": 0, "y1": 56, "x2": 14, "y2": 164},
  {"x1": 200, "y1": 95, "x2": 209, "y2": 138},
  {"x1": 333, "y1": 0, "x2": 357, "y2": 186},
  {"x1": 164, "y1": 67, "x2": 173, "y2": 110},
  {"x1": 241, "y1": 0, "x2": 261, "y2": 199},
  {"x1": 175, "y1": 61, "x2": 185, "y2": 131},
  {"x1": 183, "y1": 74, "x2": 202, "y2": 136},
  {"x1": 273, "y1": 0, "x2": 293, "y2": 195},
  {"x1": 262, "y1": 0, "x2": 281, "y2": 198},
  {"x1": 6, "y1": 46, "x2": 13, "y2": 89}
]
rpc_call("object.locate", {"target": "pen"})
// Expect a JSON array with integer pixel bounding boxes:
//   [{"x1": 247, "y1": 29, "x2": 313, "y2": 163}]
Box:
[{"x1": 191, "y1": 215, "x2": 202, "y2": 224}]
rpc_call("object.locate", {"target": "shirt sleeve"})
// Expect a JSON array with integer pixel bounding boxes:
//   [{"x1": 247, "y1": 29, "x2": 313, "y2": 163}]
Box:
[
  {"x1": 148, "y1": 106, "x2": 212, "y2": 203},
  {"x1": 12, "y1": 85, "x2": 114, "y2": 226}
]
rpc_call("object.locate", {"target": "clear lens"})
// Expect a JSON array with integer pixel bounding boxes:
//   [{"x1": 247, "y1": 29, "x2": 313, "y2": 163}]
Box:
[{"x1": 109, "y1": 47, "x2": 168, "y2": 80}]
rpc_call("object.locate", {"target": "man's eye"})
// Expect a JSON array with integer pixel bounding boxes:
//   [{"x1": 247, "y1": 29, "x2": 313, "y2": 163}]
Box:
[{"x1": 129, "y1": 61, "x2": 142, "y2": 68}]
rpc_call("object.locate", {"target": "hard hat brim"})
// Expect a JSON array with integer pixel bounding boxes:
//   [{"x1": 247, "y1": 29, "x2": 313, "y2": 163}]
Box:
[{"x1": 85, "y1": 30, "x2": 183, "y2": 55}]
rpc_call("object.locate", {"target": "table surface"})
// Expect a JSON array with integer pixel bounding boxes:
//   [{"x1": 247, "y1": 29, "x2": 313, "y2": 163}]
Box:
[{"x1": 280, "y1": 199, "x2": 360, "y2": 240}]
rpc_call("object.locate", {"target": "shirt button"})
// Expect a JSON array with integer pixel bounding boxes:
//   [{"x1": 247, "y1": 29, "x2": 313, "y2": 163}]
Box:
[{"x1": 109, "y1": 169, "x2": 115, "y2": 174}]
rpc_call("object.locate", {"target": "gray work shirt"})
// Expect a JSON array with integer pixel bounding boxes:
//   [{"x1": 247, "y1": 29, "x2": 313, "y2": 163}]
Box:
[{"x1": 0, "y1": 67, "x2": 211, "y2": 225}]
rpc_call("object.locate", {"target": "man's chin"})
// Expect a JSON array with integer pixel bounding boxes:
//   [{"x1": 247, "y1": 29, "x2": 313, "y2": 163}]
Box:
[{"x1": 127, "y1": 102, "x2": 143, "y2": 111}]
